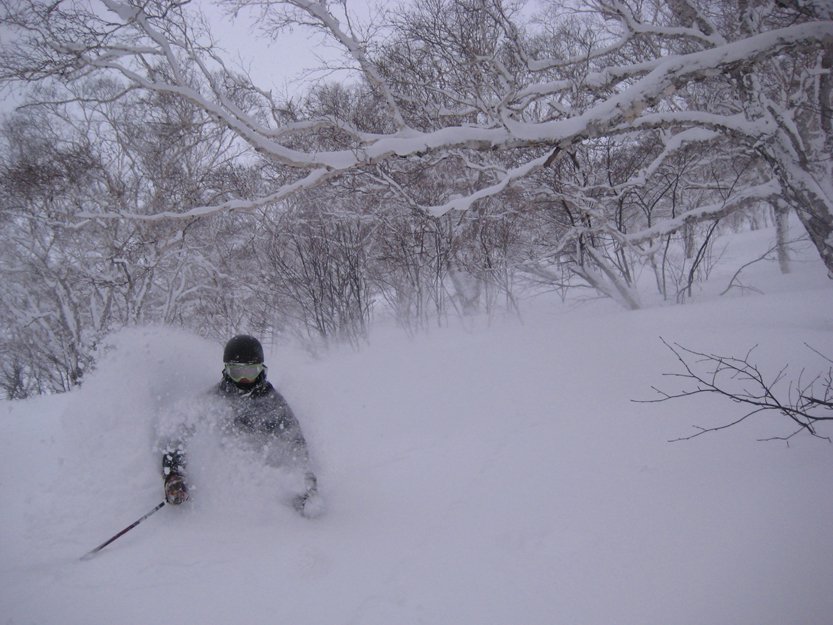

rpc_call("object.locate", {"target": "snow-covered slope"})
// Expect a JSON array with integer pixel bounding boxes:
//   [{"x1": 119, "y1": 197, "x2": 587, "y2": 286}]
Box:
[{"x1": 2, "y1": 228, "x2": 832, "y2": 625}]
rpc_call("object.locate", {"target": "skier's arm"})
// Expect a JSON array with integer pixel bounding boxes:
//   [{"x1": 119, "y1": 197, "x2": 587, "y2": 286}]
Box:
[
  {"x1": 265, "y1": 390, "x2": 322, "y2": 516},
  {"x1": 162, "y1": 441, "x2": 187, "y2": 477},
  {"x1": 278, "y1": 403, "x2": 321, "y2": 514},
  {"x1": 277, "y1": 399, "x2": 311, "y2": 466}
]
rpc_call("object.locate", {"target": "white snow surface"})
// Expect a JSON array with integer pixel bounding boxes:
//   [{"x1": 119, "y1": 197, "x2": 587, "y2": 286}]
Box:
[{"x1": 2, "y1": 227, "x2": 833, "y2": 625}]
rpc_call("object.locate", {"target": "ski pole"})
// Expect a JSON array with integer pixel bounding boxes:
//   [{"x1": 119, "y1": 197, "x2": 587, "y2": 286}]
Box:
[{"x1": 80, "y1": 501, "x2": 166, "y2": 560}]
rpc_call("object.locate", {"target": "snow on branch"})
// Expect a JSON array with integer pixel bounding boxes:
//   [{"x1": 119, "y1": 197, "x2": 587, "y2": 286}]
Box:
[
  {"x1": 79, "y1": 168, "x2": 334, "y2": 221},
  {"x1": 9, "y1": 3, "x2": 830, "y2": 171},
  {"x1": 2, "y1": 0, "x2": 832, "y2": 262},
  {"x1": 614, "y1": 128, "x2": 722, "y2": 191},
  {"x1": 623, "y1": 179, "x2": 782, "y2": 246},
  {"x1": 423, "y1": 152, "x2": 552, "y2": 217}
]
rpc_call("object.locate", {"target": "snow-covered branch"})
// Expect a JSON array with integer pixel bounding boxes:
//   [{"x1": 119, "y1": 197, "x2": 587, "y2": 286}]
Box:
[
  {"x1": 624, "y1": 179, "x2": 781, "y2": 246},
  {"x1": 1, "y1": 0, "x2": 832, "y2": 330}
]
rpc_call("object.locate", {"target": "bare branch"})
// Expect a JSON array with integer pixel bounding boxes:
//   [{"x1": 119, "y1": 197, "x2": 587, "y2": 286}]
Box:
[
  {"x1": 638, "y1": 338, "x2": 833, "y2": 443},
  {"x1": 719, "y1": 235, "x2": 809, "y2": 297}
]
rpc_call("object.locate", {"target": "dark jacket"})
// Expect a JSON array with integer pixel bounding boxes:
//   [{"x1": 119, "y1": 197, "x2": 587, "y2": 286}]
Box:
[{"x1": 162, "y1": 371, "x2": 310, "y2": 478}]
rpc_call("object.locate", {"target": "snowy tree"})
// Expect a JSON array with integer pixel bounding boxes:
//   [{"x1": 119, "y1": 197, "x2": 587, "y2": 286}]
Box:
[
  {"x1": 0, "y1": 110, "x2": 101, "y2": 394},
  {"x1": 1, "y1": 0, "x2": 829, "y2": 279},
  {"x1": 0, "y1": 80, "x2": 246, "y2": 394},
  {"x1": 0, "y1": 0, "x2": 831, "y2": 393}
]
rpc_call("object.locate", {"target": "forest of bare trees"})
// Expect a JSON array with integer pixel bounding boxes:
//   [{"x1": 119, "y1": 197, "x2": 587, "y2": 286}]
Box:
[{"x1": 0, "y1": 0, "x2": 830, "y2": 397}]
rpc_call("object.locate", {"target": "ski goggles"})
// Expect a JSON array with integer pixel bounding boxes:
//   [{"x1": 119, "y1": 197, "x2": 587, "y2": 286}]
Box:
[{"x1": 224, "y1": 362, "x2": 264, "y2": 383}]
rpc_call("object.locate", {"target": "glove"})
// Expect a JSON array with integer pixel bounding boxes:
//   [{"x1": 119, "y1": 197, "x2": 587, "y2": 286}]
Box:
[
  {"x1": 164, "y1": 473, "x2": 189, "y2": 505},
  {"x1": 293, "y1": 472, "x2": 323, "y2": 518}
]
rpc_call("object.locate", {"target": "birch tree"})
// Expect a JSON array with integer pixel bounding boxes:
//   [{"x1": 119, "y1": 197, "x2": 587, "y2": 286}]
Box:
[
  {"x1": 0, "y1": 78, "x2": 247, "y2": 394},
  {"x1": 1, "y1": 0, "x2": 831, "y2": 324},
  {"x1": 1, "y1": 0, "x2": 829, "y2": 278}
]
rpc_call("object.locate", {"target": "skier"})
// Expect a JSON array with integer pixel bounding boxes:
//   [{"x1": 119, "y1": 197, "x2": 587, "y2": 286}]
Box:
[{"x1": 161, "y1": 334, "x2": 322, "y2": 517}]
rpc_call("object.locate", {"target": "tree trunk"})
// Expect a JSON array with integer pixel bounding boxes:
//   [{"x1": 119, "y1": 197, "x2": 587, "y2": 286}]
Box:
[
  {"x1": 774, "y1": 201, "x2": 791, "y2": 275},
  {"x1": 777, "y1": 170, "x2": 833, "y2": 279}
]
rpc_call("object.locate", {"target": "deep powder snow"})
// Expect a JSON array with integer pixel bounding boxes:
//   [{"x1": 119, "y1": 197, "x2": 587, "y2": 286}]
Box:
[{"x1": 2, "y1": 226, "x2": 832, "y2": 625}]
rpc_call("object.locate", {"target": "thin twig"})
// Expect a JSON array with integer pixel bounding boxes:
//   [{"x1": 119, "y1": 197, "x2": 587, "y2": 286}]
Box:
[{"x1": 635, "y1": 338, "x2": 833, "y2": 443}]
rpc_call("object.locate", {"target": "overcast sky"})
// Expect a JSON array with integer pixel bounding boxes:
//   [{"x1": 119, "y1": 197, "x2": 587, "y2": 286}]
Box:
[{"x1": 204, "y1": 0, "x2": 379, "y2": 98}]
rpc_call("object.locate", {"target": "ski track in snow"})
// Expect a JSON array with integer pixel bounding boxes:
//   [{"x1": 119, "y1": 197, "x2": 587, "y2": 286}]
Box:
[{"x1": 2, "y1": 225, "x2": 833, "y2": 625}]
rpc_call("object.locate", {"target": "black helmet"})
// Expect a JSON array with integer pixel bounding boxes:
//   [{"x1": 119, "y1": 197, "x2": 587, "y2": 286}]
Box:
[{"x1": 223, "y1": 335, "x2": 264, "y2": 364}]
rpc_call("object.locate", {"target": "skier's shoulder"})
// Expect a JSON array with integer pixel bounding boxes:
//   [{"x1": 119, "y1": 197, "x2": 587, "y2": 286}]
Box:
[
  {"x1": 241, "y1": 379, "x2": 286, "y2": 406},
  {"x1": 253, "y1": 379, "x2": 280, "y2": 398}
]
